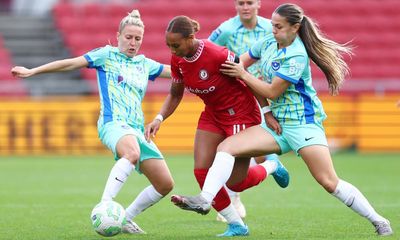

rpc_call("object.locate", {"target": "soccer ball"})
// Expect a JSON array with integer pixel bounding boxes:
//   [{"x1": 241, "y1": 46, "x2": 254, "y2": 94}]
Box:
[{"x1": 90, "y1": 201, "x2": 126, "y2": 237}]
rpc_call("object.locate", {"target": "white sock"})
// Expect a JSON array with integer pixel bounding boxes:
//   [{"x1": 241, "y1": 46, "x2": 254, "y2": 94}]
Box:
[
  {"x1": 125, "y1": 185, "x2": 163, "y2": 220},
  {"x1": 260, "y1": 159, "x2": 277, "y2": 175},
  {"x1": 332, "y1": 179, "x2": 386, "y2": 223},
  {"x1": 218, "y1": 204, "x2": 245, "y2": 226},
  {"x1": 225, "y1": 186, "x2": 237, "y2": 198},
  {"x1": 200, "y1": 152, "x2": 235, "y2": 203},
  {"x1": 249, "y1": 157, "x2": 257, "y2": 167},
  {"x1": 101, "y1": 158, "x2": 133, "y2": 201}
]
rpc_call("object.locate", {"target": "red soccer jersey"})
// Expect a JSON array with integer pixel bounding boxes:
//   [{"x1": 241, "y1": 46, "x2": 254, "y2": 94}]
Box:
[{"x1": 171, "y1": 40, "x2": 260, "y2": 124}]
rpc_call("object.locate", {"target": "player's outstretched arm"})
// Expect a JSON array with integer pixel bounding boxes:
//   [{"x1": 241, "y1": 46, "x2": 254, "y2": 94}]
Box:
[{"x1": 11, "y1": 56, "x2": 89, "y2": 78}]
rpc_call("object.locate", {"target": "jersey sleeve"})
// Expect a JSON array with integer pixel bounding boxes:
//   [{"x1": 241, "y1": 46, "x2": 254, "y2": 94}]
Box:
[
  {"x1": 84, "y1": 46, "x2": 109, "y2": 68},
  {"x1": 170, "y1": 56, "x2": 183, "y2": 83},
  {"x1": 145, "y1": 58, "x2": 163, "y2": 81},
  {"x1": 248, "y1": 38, "x2": 264, "y2": 60},
  {"x1": 275, "y1": 55, "x2": 307, "y2": 84}
]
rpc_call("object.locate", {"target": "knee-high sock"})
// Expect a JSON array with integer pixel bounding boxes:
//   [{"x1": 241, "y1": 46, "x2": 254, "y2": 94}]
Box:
[
  {"x1": 101, "y1": 158, "x2": 133, "y2": 201},
  {"x1": 200, "y1": 152, "x2": 235, "y2": 204},
  {"x1": 194, "y1": 168, "x2": 230, "y2": 211},
  {"x1": 125, "y1": 185, "x2": 163, "y2": 221},
  {"x1": 332, "y1": 179, "x2": 386, "y2": 223},
  {"x1": 228, "y1": 165, "x2": 267, "y2": 192}
]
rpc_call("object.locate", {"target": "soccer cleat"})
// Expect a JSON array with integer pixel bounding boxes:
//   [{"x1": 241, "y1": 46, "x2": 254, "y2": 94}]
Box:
[
  {"x1": 372, "y1": 220, "x2": 393, "y2": 236},
  {"x1": 217, "y1": 222, "x2": 249, "y2": 237},
  {"x1": 268, "y1": 157, "x2": 290, "y2": 188},
  {"x1": 122, "y1": 220, "x2": 146, "y2": 234},
  {"x1": 171, "y1": 194, "x2": 211, "y2": 215}
]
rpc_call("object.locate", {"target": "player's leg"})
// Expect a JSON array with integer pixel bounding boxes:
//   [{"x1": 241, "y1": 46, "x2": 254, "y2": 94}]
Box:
[
  {"x1": 201, "y1": 125, "x2": 287, "y2": 201},
  {"x1": 216, "y1": 188, "x2": 245, "y2": 222},
  {"x1": 190, "y1": 129, "x2": 247, "y2": 231},
  {"x1": 123, "y1": 158, "x2": 173, "y2": 234},
  {"x1": 172, "y1": 125, "x2": 284, "y2": 211},
  {"x1": 123, "y1": 137, "x2": 173, "y2": 234},
  {"x1": 296, "y1": 124, "x2": 392, "y2": 236},
  {"x1": 99, "y1": 122, "x2": 141, "y2": 201}
]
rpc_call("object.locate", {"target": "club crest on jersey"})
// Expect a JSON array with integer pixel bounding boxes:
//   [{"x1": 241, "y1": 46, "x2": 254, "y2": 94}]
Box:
[
  {"x1": 199, "y1": 69, "x2": 209, "y2": 80},
  {"x1": 271, "y1": 61, "x2": 280, "y2": 71}
]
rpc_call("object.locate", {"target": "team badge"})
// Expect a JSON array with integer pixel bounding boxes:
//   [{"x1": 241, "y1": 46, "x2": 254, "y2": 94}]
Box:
[
  {"x1": 199, "y1": 69, "x2": 209, "y2": 80},
  {"x1": 271, "y1": 61, "x2": 281, "y2": 71}
]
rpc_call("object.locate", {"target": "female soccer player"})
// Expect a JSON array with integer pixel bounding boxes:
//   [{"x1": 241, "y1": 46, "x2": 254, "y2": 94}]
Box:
[
  {"x1": 11, "y1": 10, "x2": 174, "y2": 234},
  {"x1": 145, "y1": 15, "x2": 289, "y2": 237},
  {"x1": 171, "y1": 4, "x2": 393, "y2": 236},
  {"x1": 208, "y1": 0, "x2": 280, "y2": 222}
]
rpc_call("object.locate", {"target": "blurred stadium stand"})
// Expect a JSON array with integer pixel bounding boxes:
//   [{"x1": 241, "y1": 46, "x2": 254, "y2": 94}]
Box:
[{"x1": 50, "y1": 0, "x2": 400, "y2": 94}]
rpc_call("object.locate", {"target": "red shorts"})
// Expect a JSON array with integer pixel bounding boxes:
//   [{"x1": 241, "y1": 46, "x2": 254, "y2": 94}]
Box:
[{"x1": 197, "y1": 109, "x2": 261, "y2": 137}]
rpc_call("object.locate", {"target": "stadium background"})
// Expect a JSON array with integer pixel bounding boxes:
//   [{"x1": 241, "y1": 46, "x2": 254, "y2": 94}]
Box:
[
  {"x1": 0, "y1": 1, "x2": 399, "y2": 239},
  {"x1": 0, "y1": 0, "x2": 399, "y2": 155}
]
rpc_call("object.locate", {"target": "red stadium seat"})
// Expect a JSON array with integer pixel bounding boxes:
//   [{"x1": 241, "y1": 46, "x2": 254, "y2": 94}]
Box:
[{"x1": 50, "y1": 0, "x2": 400, "y2": 87}]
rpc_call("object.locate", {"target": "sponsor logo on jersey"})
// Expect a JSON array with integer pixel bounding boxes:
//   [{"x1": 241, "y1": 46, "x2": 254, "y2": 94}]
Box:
[
  {"x1": 120, "y1": 125, "x2": 130, "y2": 130},
  {"x1": 271, "y1": 61, "x2": 280, "y2": 71},
  {"x1": 227, "y1": 50, "x2": 235, "y2": 62},
  {"x1": 199, "y1": 69, "x2": 209, "y2": 80},
  {"x1": 186, "y1": 86, "x2": 216, "y2": 94},
  {"x1": 117, "y1": 75, "x2": 124, "y2": 84}
]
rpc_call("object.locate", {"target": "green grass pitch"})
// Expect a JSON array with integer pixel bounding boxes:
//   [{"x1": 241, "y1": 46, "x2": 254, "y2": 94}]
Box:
[{"x1": 0, "y1": 152, "x2": 398, "y2": 239}]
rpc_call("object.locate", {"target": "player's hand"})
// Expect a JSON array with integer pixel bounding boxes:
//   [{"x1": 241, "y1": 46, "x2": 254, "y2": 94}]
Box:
[
  {"x1": 144, "y1": 119, "x2": 162, "y2": 142},
  {"x1": 264, "y1": 112, "x2": 282, "y2": 135},
  {"x1": 220, "y1": 61, "x2": 247, "y2": 79},
  {"x1": 11, "y1": 66, "x2": 35, "y2": 78}
]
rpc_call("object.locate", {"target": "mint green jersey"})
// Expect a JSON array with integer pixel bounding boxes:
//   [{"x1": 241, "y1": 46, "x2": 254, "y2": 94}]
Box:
[
  {"x1": 209, "y1": 15, "x2": 272, "y2": 78},
  {"x1": 84, "y1": 45, "x2": 163, "y2": 132},
  {"x1": 249, "y1": 34, "x2": 327, "y2": 126}
]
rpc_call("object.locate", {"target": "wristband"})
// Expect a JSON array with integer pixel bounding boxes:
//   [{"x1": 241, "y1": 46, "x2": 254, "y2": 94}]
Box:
[
  {"x1": 154, "y1": 114, "x2": 164, "y2": 122},
  {"x1": 261, "y1": 106, "x2": 271, "y2": 114}
]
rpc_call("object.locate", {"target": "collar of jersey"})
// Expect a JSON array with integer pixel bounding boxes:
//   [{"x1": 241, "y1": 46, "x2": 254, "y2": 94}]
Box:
[{"x1": 183, "y1": 40, "x2": 204, "y2": 62}]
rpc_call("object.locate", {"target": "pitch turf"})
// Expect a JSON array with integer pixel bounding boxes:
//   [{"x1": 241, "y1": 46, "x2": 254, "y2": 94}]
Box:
[{"x1": 0, "y1": 152, "x2": 398, "y2": 239}]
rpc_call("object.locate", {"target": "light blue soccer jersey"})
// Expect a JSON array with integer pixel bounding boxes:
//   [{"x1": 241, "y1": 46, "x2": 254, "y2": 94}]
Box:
[
  {"x1": 209, "y1": 15, "x2": 272, "y2": 78},
  {"x1": 84, "y1": 45, "x2": 163, "y2": 132},
  {"x1": 249, "y1": 34, "x2": 327, "y2": 126}
]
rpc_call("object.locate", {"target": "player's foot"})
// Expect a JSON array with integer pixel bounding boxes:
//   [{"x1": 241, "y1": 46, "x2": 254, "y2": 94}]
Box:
[
  {"x1": 217, "y1": 222, "x2": 249, "y2": 237},
  {"x1": 373, "y1": 220, "x2": 393, "y2": 236},
  {"x1": 122, "y1": 220, "x2": 146, "y2": 234},
  {"x1": 264, "y1": 157, "x2": 290, "y2": 188},
  {"x1": 171, "y1": 194, "x2": 211, "y2": 215}
]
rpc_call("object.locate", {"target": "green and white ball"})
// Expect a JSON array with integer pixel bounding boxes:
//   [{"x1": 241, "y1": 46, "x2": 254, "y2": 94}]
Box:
[{"x1": 90, "y1": 201, "x2": 126, "y2": 237}]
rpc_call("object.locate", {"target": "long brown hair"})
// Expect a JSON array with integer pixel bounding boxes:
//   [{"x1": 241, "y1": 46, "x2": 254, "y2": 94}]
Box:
[{"x1": 274, "y1": 3, "x2": 353, "y2": 95}]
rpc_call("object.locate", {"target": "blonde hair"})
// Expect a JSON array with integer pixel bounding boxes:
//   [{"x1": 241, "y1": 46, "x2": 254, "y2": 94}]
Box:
[
  {"x1": 119, "y1": 9, "x2": 144, "y2": 32},
  {"x1": 275, "y1": 3, "x2": 353, "y2": 95}
]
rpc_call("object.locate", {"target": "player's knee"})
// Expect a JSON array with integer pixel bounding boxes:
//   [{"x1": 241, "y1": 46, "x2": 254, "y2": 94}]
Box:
[
  {"x1": 216, "y1": 141, "x2": 233, "y2": 153},
  {"x1": 318, "y1": 177, "x2": 338, "y2": 193},
  {"x1": 121, "y1": 149, "x2": 140, "y2": 165},
  {"x1": 156, "y1": 179, "x2": 174, "y2": 196}
]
